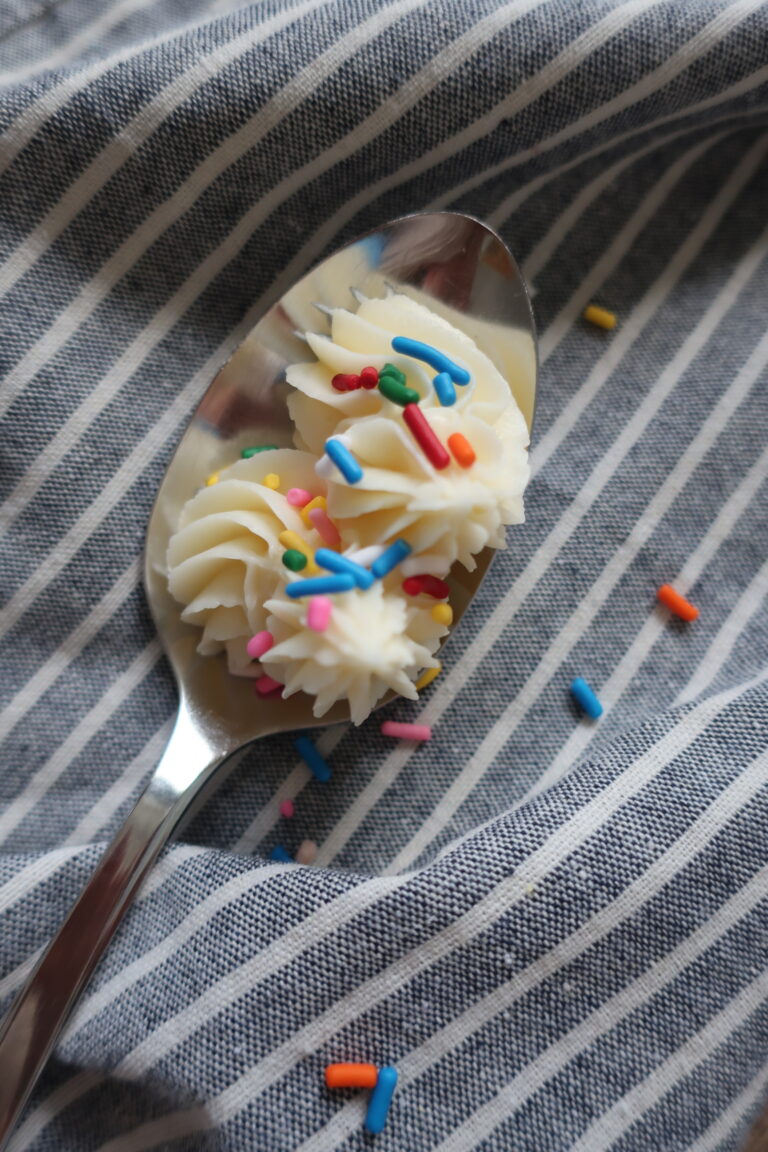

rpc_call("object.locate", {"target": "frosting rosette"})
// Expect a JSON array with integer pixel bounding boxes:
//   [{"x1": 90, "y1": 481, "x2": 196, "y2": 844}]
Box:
[{"x1": 262, "y1": 581, "x2": 446, "y2": 725}]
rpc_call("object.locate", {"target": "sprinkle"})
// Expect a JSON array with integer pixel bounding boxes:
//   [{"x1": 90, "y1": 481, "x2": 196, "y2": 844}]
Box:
[
  {"x1": 402, "y1": 404, "x2": 450, "y2": 470},
  {"x1": 300, "y1": 495, "x2": 327, "y2": 528},
  {"x1": 296, "y1": 839, "x2": 317, "y2": 865},
  {"x1": 379, "y1": 362, "x2": 406, "y2": 385},
  {"x1": 278, "y1": 530, "x2": 319, "y2": 575},
  {"x1": 447, "y1": 432, "x2": 476, "y2": 468},
  {"x1": 246, "y1": 631, "x2": 273, "y2": 660},
  {"x1": 279, "y1": 799, "x2": 294, "y2": 819},
  {"x1": 308, "y1": 506, "x2": 341, "y2": 548},
  {"x1": 365, "y1": 1066, "x2": 398, "y2": 1135},
  {"x1": 263, "y1": 473, "x2": 280, "y2": 489},
  {"x1": 583, "y1": 304, "x2": 617, "y2": 330},
  {"x1": 325, "y1": 438, "x2": 363, "y2": 484},
  {"x1": 570, "y1": 677, "x2": 602, "y2": 719},
  {"x1": 403, "y1": 574, "x2": 450, "y2": 599},
  {"x1": 285, "y1": 574, "x2": 355, "y2": 597},
  {"x1": 270, "y1": 844, "x2": 293, "y2": 863},
  {"x1": 294, "y1": 736, "x2": 332, "y2": 782},
  {"x1": 431, "y1": 603, "x2": 453, "y2": 626},
  {"x1": 286, "y1": 487, "x2": 313, "y2": 507},
  {"x1": 433, "y1": 371, "x2": 457, "y2": 406},
  {"x1": 359, "y1": 366, "x2": 379, "y2": 389},
  {"x1": 381, "y1": 720, "x2": 432, "y2": 742},
  {"x1": 332, "y1": 372, "x2": 361, "y2": 392},
  {"x1": 392, "y1": 336, "x2": 470, "y2": 384},
  {"x1": 315, "y1": 548, "x2": 373, "y2": 589},
  {"x1": 307, "y1": 596, "x2": 333, "y2": 632},
  {"x1": 326, "y1": 1064, "x2": 378, "y2": 1090},
  {"x1": 205, "y1": 473, "x2": 219, "y2": 486},
  {"x1": 255, "y1": 674, "x2": 283, "y2": 696},
  {"x1": 415, "y1": 664, "x2": 441, "y2": 690},
  {"x1": 282, "y1": 548, "x2": 307, "y2": 572},
  {"x1": 371, "y1": 539, "x2": 412, "y2": 579},
  {"x1": 657, "y1": 584, "x2": 699, "y2": 621},
  {"x1": 241, "y1": 445, "x2": 278, "y2": 457},
  {"x1": 378, "y1": 374, "x2": 420, "y2": 406}
]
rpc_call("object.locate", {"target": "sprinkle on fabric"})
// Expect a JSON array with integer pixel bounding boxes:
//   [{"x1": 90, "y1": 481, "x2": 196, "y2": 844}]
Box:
[
  {"x1": 263, "y1": 473, "x2": 280, "y2": 489},
  {"x1": 279, "y1": 799, "x2": 294, "y2": 819},
  {"x1": 415, "y1": 664, "x2": 441, "y2": 690},
  {"x1": 570, "y1": 677, "x2": 603, "y2": 719},
  {"x1": 657, "y1": 583, "x2": 699, "y2": 621},
  {"x1": 325, "y1": 438, "x2": 363, "y2": 484},
  {"x1": 270, "y1": 844, "x2": 293, "y2": 863},
  {"x1": 285, "y1": 574, "x2": 355, "y2": 597},
  {"x1": 332, "y1": 372, "x2": 361, "y2": 392},
  {"x1": 296, "y1": 839, "x2": 318, "y2": 865},
  {"x1": 315, "y1": 548, "x2": 373, "y2": 589},
  {"x1": 286, "y1": 487, "x2": 313, "y2": 507},
  {"x1": 371, "y1": 539, "x2": 412, "y2": 579},
  {"x1": 241, "y1": 445, "x2": 278, "y2": 457},
  {"x1": 359, "y1": 366, "x2": 379, "y2": 389},
  {"x1": 308, "y1": 506, "x2": 341, "y2": 547},
  {"x1": 403, "y1": 574, "x2": 450, "y2": 599},
  {"x1": 365, "y1": 1066, "x2": 398, "y2": 1135},
  {"x1": 246, "y1": 631, "x2": 273, "y2": 660},
  {"x1": 583, "y1": 304, "x2": 617, "y2": 329},
  {"x1": 294, "y1": 736, "x2": 332, "y2": 782},
  {"x1": 378, "y1": 374, "x2": 420, "y2": 406},
  {"x1": 381, "y1": 720, "x2": 432, "y2": 741},
  {"x1": 282, "y1": 549, "x2": 307, "y2": 572},
  {"x1": 402, "y1": 404, "x2": 450, "y2": 469},
  {"x1": 278, "y1": 530, "x2": 319, "y2": 574},
  {"x1": 392, "y1": 336, "x2": 470, "y2": 384},
  {"x1": 255, "y1": 674, "x2": 283, "y2": 696},
  {"x1": 325, "y1": 1064, "x2": 378, "y2": 1090},
  {"x1": 433, "y1": 371, "x2": 457, "y2": 406},
  {"x1": 448, "y1": 432, "x2": 476, "y2": 468},
  {"x1": 301, "y1": 495, "x2": 327, "y2": 528},
  {"x1": 307, "y1": 596, "x2": 333, "y2": 632},
  {"x1": 205, "y1": 473, "x2": 219, "y2": 486},
  {"x1": 431, "y1": 603, "x2": 453, "y2": 625}
]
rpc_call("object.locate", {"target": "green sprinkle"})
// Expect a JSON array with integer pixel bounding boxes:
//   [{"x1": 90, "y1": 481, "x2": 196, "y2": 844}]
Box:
[
  {"x1": 241, "y1": 445, "x2": 278, "y2": 458},
  {"x1": 282, "y1": 549, "x2": 308, "y2": 571},
  {"x1": 378, "y1": 375, "x2": 420, "y2": 406},
  {"x1": 380, "y1": 363, "x2": 406, "y2": 385}
]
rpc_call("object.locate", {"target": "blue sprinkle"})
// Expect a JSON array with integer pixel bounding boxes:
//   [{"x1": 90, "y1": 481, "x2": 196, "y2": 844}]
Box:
[
  {"x1": 433, "y1": 370, "x2": 457, "y2": 406},
  {"x1": 371, "y1": 539, "x2": 412, "y2": 579},
  {"x1": 325, "y1": 438, "x2": 363, "y2": 484},
  {"x1": 358, "y1": 233, "x2": 386, "y2": 267},
  {"x1": 285, "y1": 574, "x2": 355, "y2": 597},
  {"x1": 365, "y1": 1066, "x2": 398, "y2": 1134},
  {"x1": 315, "y1": 548, "x2": 374, "y2": 589},
  {"x1": 391, "y1": 336, "x2": 470, "y2": 385},
  {"x1": 570, "y1": 677, "x2": 603, "y2": 719},
  {"x1": 270, "y1": 844, "x2": 293, "y2": 863},
  {"x1": 294, "y1": 736, "x2": 332, "y2": 782}
]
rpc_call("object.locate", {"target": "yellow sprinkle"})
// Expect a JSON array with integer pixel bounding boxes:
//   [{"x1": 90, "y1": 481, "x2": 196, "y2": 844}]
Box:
[
  {"x1": 264, "y1": 473, "x2": 280, "y2": 490},
  {"x1": 300, "y1": 495, "x2": 327, "y2": 528},
  {"x1": 278, "y1": 530, "x2": 319, "y2": 574},
  {"x1": 205, "y1": 473, "x2": 219, "y2": 487},
  {"x1": 583, "y1": 304, "x2": 617, "y2": 330},
  {"x1": 415, "y1": 664, "x2": 441, "y2": 691},
  {"x1": 431, "y1": 603, "x2": 453, "y2": 626}
]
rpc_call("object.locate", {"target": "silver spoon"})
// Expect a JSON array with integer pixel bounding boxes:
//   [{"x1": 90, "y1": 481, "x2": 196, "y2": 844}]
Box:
[{"x1": 0, "y1": 211, "x2": 536, "y2": 1145}]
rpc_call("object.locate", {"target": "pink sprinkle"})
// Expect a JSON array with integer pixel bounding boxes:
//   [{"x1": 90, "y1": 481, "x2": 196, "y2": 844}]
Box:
[
  {"x1": 307, "y1": 596, "x2": 333, "y2": 632},
  {"x1": 381, "y1": 720, "x2": 432, "y2": 742},
  {"x1": 279, "y1": 799, "x2": 295, "y2": 819},
  {"x1": 255, "y1": 674, "x2": 283, "y2": 696},
  {"x1": 286, "y1": 488, "x2": 313, "y2": 507},
  {"x1": 308, "y1": 506, "x2": 341, "y2": 548},
  {"x1": 247, "y1": 631, "x2": 274, "y2": 660}
]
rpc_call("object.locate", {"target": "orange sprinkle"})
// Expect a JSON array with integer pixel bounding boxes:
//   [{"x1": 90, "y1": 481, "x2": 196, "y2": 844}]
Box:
[
  {"x1": 447, "y1": 433, "x2": 476, "y2": 468},
  {"x1": 325, "y1": 1063, "x2": 378, "y2": 1090},
  {"x1": 657, "y1": 584, "x2": 699, "y2": 622}
]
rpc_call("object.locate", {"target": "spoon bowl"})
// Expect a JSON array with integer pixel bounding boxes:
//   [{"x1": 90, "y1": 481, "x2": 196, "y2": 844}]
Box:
[{"x1": 0, "y1": 211, "x2": 536, "y2": 1147}]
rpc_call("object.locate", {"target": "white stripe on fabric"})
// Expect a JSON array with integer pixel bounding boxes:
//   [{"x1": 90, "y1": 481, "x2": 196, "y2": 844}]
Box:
[
  {"x1": 90, "y1": 675, "x2": 768, "y2": 1151},
  {"x1": 383, "y1": 218, "x2": 768, "y2": 877},
  {"x1": 0, "y1": 639, "x2": 162, "y2": 844},
  {"x1": 6, "y1": 1072, "x2": 105, "y2": 1152},
  {"x1": 686, "y1": 1066, "x2": 768, "y2": 1152},
  {"x1": 312, "y1": 136, "x2": 768, "y2": 871},
  {"x1": 292, "y1": 747, "x2": 768, "y2": 1151},
  {"x1": 530, "y1": 439, "x2": 768, "y2": 799},
  {"x1": 678, "y1": 554, "x2": 768, "y2": 706},
  {"x1": 0, "y1": 845, "x2": 86, "y2": 914}
]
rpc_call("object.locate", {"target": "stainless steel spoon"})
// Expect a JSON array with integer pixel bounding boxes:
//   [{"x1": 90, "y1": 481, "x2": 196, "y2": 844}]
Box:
[{"x1": 0, "y1": 211, "x2": 536, "y2": 1144}]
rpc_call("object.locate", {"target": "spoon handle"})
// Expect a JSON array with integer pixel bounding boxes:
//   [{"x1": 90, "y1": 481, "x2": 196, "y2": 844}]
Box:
[{"x1": 0, "y1": 703, "x2": 227, "y2": 1149}]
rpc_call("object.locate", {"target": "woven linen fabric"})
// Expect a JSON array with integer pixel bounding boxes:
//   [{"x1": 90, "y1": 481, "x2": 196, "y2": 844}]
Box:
[{"x1": 2, "y1": 0, "x2": 768, "y2": 1148}]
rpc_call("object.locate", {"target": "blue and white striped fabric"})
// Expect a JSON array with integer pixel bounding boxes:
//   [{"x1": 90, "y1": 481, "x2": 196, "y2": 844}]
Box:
[{"x1": 1, "y1": 1, "x2": 767, "y2": 1148}]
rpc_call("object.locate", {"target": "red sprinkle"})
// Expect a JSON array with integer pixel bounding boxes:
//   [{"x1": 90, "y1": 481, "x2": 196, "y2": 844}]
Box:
[
  {"x1": 403, "y1": 574, "x2": 450, "y2": 599},
  {"x1": 255, "y1": 674, "x2": 283, "y2": 696},
  {"x1": 360, "y1": 366, "x2": 379, "y2": 389},
  {"x1": 402, "y1": 403, "x2": 450, "y2": 470},
  {"x1": 331, "y1": 373, "x2": 361, "y2": 392}
]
